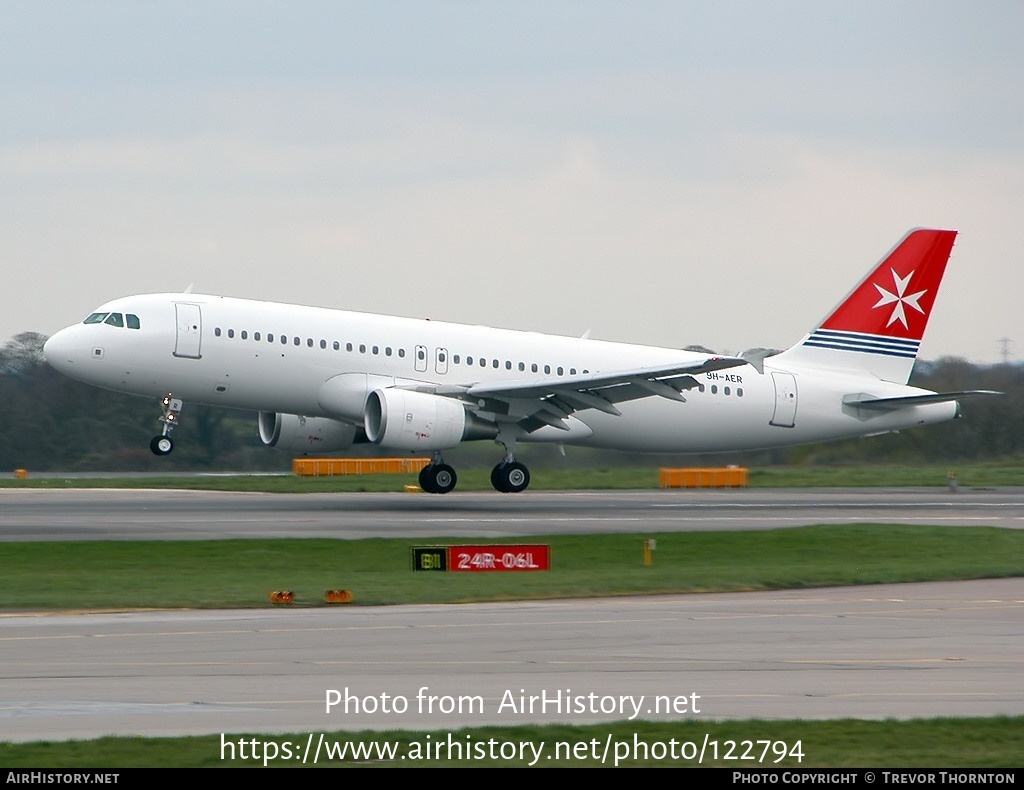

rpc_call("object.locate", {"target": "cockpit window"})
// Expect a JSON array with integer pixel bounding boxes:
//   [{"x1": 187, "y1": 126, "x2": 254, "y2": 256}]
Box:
[{"x1": 83, "y1": 311, "x2": 140, "y2": 329}]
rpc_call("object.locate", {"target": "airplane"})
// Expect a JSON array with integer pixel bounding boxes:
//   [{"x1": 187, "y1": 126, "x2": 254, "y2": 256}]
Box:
[{"x1": 42, "y1": 228, "x2": 998, "y2": 494}]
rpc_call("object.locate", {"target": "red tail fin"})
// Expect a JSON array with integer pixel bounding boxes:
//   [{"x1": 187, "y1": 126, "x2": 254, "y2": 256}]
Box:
[
  {"x1": 772, "y1": 229, "x2": 957, "y2": 383},
  {"x1": 818, "y1": 228, "x2": 956, "y2": 340}
]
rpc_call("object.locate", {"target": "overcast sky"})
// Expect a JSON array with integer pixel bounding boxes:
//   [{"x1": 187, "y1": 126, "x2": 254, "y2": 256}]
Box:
[{"x1": 2, "y1": 1, "x2": 1020, "y2": 363}]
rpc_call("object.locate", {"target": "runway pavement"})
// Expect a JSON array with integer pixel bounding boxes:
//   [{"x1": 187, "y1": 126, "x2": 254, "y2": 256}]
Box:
[
  {"x1": 1, "y1": 486, "x2": 1023, "y2": 541},
  {"x1": 0, "y1": 487, "x2": 1021, "y2": 745}
]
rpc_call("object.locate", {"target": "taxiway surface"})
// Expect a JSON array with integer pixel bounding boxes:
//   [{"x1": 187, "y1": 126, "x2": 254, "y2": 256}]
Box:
[{"x1": 2, "y1": 580, "x2": 1022, "y2": 743}]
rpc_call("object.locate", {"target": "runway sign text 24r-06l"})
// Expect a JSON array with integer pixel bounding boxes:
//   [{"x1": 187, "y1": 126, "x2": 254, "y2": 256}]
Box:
[{"x1": 410, "y1": 545, "x2": 550, "y2": 572}]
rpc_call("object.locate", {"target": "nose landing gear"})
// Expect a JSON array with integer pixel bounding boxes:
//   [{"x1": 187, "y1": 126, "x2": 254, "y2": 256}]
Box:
[{"x1": 150, "y1": 394, "x2": 183, "y2": 456}]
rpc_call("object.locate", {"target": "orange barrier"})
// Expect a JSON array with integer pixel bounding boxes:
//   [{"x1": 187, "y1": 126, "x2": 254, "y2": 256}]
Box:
[
  {"x1": 659, "y1": 467, "x2": 748, "y2": 488},
  {"x1": 292, "y1": 457, "x2": 431, "y2": 476}
]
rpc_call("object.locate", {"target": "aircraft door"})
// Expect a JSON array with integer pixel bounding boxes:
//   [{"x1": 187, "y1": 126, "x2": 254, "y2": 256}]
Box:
[
  {"x1": 173, "y1": 303, "x2": 203, "y2": 359},
  {"x1": 769, "y1": 372, "x2": 798, "y2": 428},
  {"x1": 435, "y1": 347, "x2": 449, "y2": 375}
]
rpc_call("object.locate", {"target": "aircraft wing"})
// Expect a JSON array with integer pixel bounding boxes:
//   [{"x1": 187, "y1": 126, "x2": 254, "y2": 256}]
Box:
[{"x1": 426, "y1": 356, "x2": 748, "y2": 430}]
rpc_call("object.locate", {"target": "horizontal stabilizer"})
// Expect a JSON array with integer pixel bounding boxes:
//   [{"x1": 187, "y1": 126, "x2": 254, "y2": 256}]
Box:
[{"x1": 843, "y1": 390, "x2": 1002, "y2": 411}]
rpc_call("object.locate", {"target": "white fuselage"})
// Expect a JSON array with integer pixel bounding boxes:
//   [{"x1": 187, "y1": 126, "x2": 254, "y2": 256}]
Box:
[{"x1": 43, "y1": 292, "x2": 956, "y2": 454}]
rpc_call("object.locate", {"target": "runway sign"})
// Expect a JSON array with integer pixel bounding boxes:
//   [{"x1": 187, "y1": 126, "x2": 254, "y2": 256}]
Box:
[{"x1": 411, "y1": 545, "x2": 550, "y2": 572}]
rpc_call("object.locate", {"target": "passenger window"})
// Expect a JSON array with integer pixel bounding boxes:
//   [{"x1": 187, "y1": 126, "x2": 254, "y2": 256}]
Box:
[
  {"x1": 227, "y1": 329, "x2": 234, "y2": 338},
  {"x1": 104, "y1": 313, "x2": 124, "y2": 327},
  {"x1": 215, "y1": 327, "x2": 222, "y2": 337},
  {"x1": 126, "y1": 314, "x2": 141, "y2": 329},
  {"x1": 531, "y1": 363, "x2": 538, "y2": 373},
  {"x1": 307, "y1": 338, "x2": 313, "y2": 347},
  {"x1": 241, "y1": 330, "x2": 248, "y2": 340},
  {"x1": 333, "y1": 341, "x2": 339, "y2": 350},
  {"x1": 398, "y1": 348, "x2": 405, "y2": 358}
]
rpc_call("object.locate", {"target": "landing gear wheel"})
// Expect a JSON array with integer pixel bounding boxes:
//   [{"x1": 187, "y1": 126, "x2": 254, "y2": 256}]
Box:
[
  {"x1": 420, "y1": 463, "x2": 457, "y2": 494},
  {"x1": 418, "y1": 465, "x2": 438, "y2": 494},
  {"x1": 429, "y1": 464, "x2": 457, "y2": 495},
  {"x1": 504, "y1": 462, "x2": 529, "y2": 493},
  {"x1": 150, "y1": 435, "x2": 174, "y2": 456},
  {"x1": 491, "y1": 464, "x2": 510, "y2": 493},
  {"x1": 491, "y1": 461, "x2": 530, "y2": 493}
]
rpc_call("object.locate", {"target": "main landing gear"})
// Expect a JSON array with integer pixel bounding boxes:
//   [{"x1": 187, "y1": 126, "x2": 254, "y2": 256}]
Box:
[
  {"x1": 418, "y1": 455, "x2": 458, "y2": 495},
  {"x1": 418, "y1": 458, "x2": 532, "y2": 494},
  {"x1": 417, "y1": 445, "x2": 532, "y2": 495},
  {"x1": 150, "y1": 393, "x2": 183, "y2": 456},
  {"x1": 490, "y1": 428, "x2": 530, "y2": 493},
  {"x1": 490, "y1": 461, "x2": 530, "y2": 493}
]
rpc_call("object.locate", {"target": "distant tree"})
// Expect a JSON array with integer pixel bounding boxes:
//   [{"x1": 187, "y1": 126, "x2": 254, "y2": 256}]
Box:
[{"x1": 1, "y1": 332, "x2": 47, "y2": 376}]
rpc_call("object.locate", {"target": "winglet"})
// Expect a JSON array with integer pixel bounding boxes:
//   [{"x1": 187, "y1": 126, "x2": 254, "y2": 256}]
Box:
[{"x1": 772, "y1": 229, "x2": 957, "y2": 384}]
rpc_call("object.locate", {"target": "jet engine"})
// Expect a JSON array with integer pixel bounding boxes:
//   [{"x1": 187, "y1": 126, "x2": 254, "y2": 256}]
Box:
[
  {"x1": 364, "y1": 389, "x2": 494, "y2": 450},
  {"x1": 258, "y1": 412, "x2": 358, "y2": 455}
]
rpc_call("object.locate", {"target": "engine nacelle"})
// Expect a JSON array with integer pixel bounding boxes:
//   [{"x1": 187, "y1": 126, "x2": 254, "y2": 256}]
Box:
[
  {"x1": 258, "y1": 412, "x2": 358, "y2": 455},
  {"x1": 364, "y1": 389, "x2": 479, "y2": 450}
]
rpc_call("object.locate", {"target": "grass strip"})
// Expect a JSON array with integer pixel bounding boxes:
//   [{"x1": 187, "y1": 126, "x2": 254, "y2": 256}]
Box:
[
  {"x1": 2, "y1": 525, "x2": 1022, "y2": 609},
  {"x1": 4, "y1": 717, "x2": 1022, "y2": 767}
]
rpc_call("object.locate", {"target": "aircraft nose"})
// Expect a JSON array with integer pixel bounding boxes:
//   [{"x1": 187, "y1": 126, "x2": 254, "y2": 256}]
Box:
[
  {"x1": 43, "y1": 327, "x2": 79, "y2": 372},
  {"x1": 42, "y1": 331, "x2": 59, "y2": 363}
]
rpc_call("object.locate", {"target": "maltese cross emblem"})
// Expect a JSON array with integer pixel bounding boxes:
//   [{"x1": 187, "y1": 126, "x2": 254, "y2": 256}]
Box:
[{"x1": 872, "y1": 269, "x2": 927, "y2": 329}]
